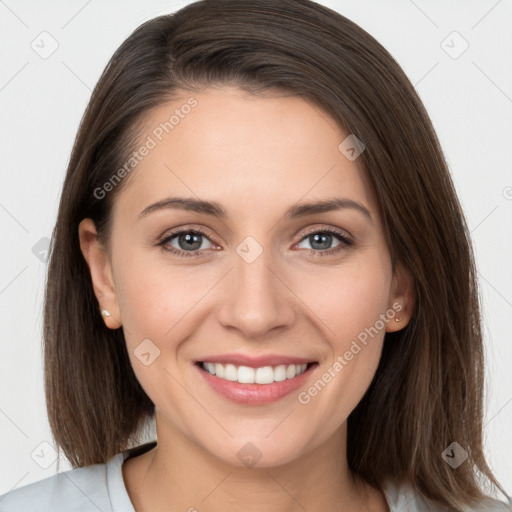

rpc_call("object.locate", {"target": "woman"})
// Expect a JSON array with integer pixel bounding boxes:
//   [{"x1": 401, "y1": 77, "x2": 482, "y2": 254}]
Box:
[{"x1": 1, "y1": 0, "x2": 510, "y2": 510}]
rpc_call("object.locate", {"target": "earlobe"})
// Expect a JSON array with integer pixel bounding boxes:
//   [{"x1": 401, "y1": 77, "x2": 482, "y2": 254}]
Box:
[
  {"x1": 78, "y1": 218, "x2": 122, "y2": 329},
  {"x1": 386, "y1": 261, "x2": 415, "y2": 332}
]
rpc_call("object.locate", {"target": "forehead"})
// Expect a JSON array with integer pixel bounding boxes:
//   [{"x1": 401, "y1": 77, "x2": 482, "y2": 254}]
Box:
[{"x1": 113, "y1": 86, "x2": 379, "y2": 224}]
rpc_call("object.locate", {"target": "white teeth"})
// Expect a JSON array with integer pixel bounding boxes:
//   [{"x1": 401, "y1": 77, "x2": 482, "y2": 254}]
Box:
[
  {"x1": 255, "y1": 366, "x2": 274, "y2": 384},
  {"x1": 201, "y1": 362, "x2": 308, "y2": 384},
  {"x1": 274, "y1": 365, "x2": 287, "y2": 382},
  {"x1": 214, "y1": 363, "x2": 224, "y2": 378},
  {"x1": 238, "y1": 366, "x2": 255, "y2": 383},
  {"x1": 224, "y1": 364, "x2": 238, "y2": 381}
]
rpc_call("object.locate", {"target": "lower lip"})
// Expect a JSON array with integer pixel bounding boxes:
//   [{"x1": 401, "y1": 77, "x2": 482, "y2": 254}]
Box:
[{"x1": 195, "y1": 362, "x2": 318, "y2": 405}]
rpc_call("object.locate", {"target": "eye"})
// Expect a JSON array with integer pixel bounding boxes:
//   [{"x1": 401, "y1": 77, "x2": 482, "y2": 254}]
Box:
[
  {"x1": 158, "y1": 226, "x2": 354, "y2": 259},
  {"x1": 294, "y1": 227, "x2": 353, "y2": 257},
  {"x1": 159, "y1": 228, "x2": 217, "y2": 258}
]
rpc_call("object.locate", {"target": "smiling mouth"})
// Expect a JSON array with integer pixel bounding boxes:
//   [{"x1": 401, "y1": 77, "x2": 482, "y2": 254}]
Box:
[{"x1": 196, "y1": 361, "x2": 318, "y2": 385}]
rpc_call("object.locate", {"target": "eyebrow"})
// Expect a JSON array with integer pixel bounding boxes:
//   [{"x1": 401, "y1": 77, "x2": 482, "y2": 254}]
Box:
[{"x1": 138, "y1": 196, "x2": 373, "y2": 223}]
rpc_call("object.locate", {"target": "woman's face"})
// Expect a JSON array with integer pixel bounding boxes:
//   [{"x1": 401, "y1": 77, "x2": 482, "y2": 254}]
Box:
[{"x1": 81, "y1": 86, "x2": 412, "y2": 467}]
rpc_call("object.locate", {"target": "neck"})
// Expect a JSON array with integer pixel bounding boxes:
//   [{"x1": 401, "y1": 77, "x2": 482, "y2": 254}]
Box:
[{"x1": 123, "y1": 414, "x2": 389, "y2": 512}]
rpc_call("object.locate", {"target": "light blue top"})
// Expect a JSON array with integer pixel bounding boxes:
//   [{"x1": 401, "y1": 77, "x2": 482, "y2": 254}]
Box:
[{"x1": 0, "y1": 441, "x2": 510, "y2": 511}]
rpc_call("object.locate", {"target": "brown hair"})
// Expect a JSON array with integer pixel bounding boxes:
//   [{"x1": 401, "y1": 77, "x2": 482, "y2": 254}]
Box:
[{"x1": 43, "y1": 0, "x2": 509, "y2": 509}]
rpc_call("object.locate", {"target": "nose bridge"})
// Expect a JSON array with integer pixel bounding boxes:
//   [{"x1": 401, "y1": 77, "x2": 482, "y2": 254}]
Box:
[{"x1": 216, "y1": 238, "x2": 296, "y2": 337}]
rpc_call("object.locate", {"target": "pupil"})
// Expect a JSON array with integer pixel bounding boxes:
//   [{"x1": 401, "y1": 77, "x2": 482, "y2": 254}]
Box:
[{"x1": 311, "y1": 233, "x2": 331, "y2": 250}]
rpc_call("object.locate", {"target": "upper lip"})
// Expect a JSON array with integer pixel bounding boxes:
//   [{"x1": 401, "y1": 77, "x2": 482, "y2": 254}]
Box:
[{"x1": 196, "y1": 353, "x2": 317, "y2": 368}]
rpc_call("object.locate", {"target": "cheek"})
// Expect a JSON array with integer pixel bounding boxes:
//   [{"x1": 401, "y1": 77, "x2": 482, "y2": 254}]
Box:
[
  {"x1": 115, "y1": 250, "x2": 209, "y2": 343},
  {"x1": 113, "y1": 253, "x2": 207, "y2": 411},
  {"x1": 297, "y1": 257, "x2": 391, "y2": 409},
  {"x1": 300, "y1": 255, "x2": 392, "y2": 348}
]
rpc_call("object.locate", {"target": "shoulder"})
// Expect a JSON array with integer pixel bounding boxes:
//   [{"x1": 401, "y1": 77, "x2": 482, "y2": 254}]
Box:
[
  {"x1": 382, "y1": 479, "x2": 512, "y2": 512},
  {"x1": 0, "y1": 454, "x2": 122, "y2": 512}
]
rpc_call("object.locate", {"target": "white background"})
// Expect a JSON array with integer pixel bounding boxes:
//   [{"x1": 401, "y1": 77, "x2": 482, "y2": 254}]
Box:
[{"x1": 0, "y1": 0, "x2": 511, "y2": 498}]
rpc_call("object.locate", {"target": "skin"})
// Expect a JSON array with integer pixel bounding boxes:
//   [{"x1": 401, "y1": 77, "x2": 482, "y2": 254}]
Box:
[{"x1": 79, "y1": 86, "x2": 414, "y2": 512}]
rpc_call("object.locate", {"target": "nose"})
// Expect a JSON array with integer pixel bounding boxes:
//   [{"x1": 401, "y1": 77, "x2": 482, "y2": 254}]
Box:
[{"x1": 216, "y1": 249, "x2": 297, "y2": 339}]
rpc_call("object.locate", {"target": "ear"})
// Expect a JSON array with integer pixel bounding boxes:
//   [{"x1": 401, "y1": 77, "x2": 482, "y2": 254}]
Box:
[
  {"x1": 386, "y1": 260, "x2": 415, "y2": 332},
  {"x1": 78, "y1": 218, "x2": 122, "y2": 329}
]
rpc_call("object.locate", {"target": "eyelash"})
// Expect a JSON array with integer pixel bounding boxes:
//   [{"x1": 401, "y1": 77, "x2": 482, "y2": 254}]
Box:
[{"x1": 157, "y1": 226, "x2": 354, "y2": 259}]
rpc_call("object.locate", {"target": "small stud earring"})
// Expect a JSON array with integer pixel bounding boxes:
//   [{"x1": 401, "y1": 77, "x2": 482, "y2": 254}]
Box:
[
  {"x1": 395, "y1": 317, "x2": 400, "y2": 322},
  {"x1": 101, "y1": 309, "x2": 111, "y2": 318}
]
